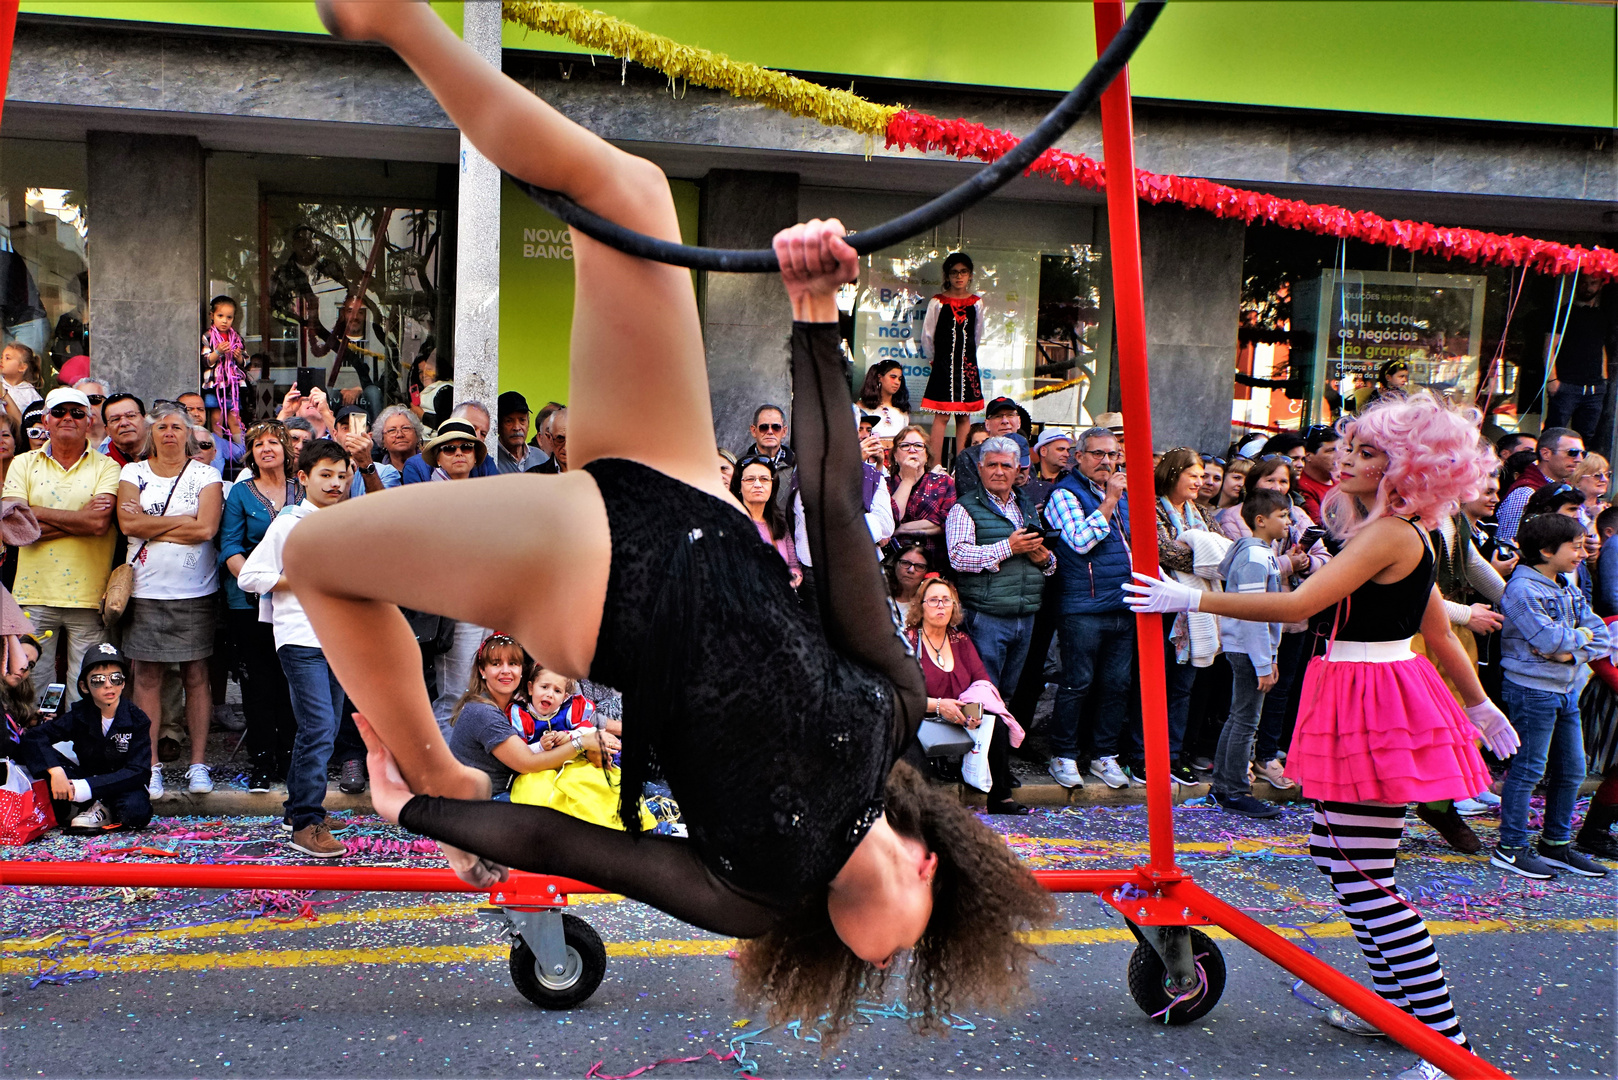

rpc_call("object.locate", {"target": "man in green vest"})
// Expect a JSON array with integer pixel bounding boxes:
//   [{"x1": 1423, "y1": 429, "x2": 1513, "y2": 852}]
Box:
[{"x1": 945, "y1": 435, "x2": 1056, "y2": 697}]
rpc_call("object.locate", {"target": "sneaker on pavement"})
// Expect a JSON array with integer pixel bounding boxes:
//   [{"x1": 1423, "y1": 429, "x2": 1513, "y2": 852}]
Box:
[
  {"x1": 1048, "y1": 757, "x2": 1083, "y2": 788},
  {"x1": 1452, "y1": 797, "x2": 1490, "y2": 817},
  {"x1": 1574, "y1": 829, "x2": 1618, "y2": 861},
  {"x1": 1213, "y1": 791, "x2": 1283, "y2": 819},
  {"x1": 338, "y1": 759, "x2": 368, "y2": 795},
  {"x1": 1414, "y1": 803, "x2": 1482, "y2": 854},
  {"x1": 1395, "y1": 1060, "x2": 1449, "y2": 1080},
  {"x1": 1537, "y1": 841, "x2": 1610, "y2": 878},
  {"x1": 1126, "y1": 763, "x2": 1147, "y2": 788},
  {"x1": 1255, "y1": 758, "x2": 1295, "y2": 789},
  {"x1": 1472, "y1": 790, "x2": 1501, "y2": 808},
  {"x1": 1490, "y1": 844, "x2": 1557, "y2": 880},
  {"x1": 211, "y1": 704, "x2": 246, "y2": 732},
  {"x1": 147, "y1": 765, "x2": 164, "y2": 799},
  {"x1": 1323, "y1": 1005, "x2": 1383, "y2": 1038},
  {"x1": 1170, "y1": 764, "x2": 1199, "y2": 787},
  {"x1": 290, "y1": 822, "x2": 347, "y2": 859},
  {"x1": 68, "y1": 801, "x2": 115, "y2": 832},
  {"x1": 248, "y1": 768, "x2": 273, "y2": 794},
  {"x1": 1086, "y1": 755, "x2": 1128, "y2": 790},
  {"x1": 186, "y1": 763, "x2": 214, "y2": 795},
  {"x1": 1191, "y1": 756, "x2": 1214, "y2": 772}
]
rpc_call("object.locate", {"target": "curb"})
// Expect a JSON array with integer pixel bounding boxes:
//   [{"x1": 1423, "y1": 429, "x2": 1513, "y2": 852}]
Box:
[{"x1": 152, "y1": 783, "x2": 374, "y2": 818}]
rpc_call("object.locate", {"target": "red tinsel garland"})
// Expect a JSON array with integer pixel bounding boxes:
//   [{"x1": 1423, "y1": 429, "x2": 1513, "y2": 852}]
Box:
[{"x1": 885, "y1": 109, "x2": 1618, "y2": 279}]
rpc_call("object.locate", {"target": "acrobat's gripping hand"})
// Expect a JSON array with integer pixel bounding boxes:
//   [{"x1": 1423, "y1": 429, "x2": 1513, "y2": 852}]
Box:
[
  {"x1": 1464, "y1": 699, "x2": 1520, "y2": 759},
  {"x1": 1123, "y1": 571, "x2": 1202, "y2": 614}
]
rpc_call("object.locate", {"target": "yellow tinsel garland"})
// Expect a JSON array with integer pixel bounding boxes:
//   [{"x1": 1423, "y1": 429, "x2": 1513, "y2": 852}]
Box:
[{"x1": 501, "y1": 1, "x2": 898, "y2": 137}]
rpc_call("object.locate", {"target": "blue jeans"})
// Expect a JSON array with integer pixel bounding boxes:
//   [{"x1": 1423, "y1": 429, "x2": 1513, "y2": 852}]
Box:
[
  {"x1": 1053, "y1": 610, "x2": 1136, "y2": 760},
  {"x1": 962, "y1": 609, "x2": 1036, "y2": 701},
  {"x1": 279, "y1": 645, "x2": 347, "y2": 831},
  {"x1": 1213, "y1": 653, "x2": 1267, "y2": 797},
  {"x1": 1500, "y1": 680, "x2": 1585, "y2": 850},
  {"x1": 1546, "y1": 380, "x2": 1605, "y2": 445}
]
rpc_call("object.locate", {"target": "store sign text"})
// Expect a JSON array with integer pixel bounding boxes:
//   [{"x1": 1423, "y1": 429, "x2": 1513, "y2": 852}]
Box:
[{"x1": 521, "y1": 227, "x2": 573, "y2": 260}]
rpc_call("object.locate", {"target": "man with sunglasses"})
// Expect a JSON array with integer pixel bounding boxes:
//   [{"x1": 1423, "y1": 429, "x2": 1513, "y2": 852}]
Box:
[
  {"x1": 20, "y1": 642, "x2": 152, "y2": 833},
  {"x1": 3, "y1": 386, "x2": 120, "y2": 705},
  {"x1": 1498, "y1": 427, "x2": 1585, "y2": 543},
  {"x1": 525, "y1": 406, "x2": 570, "y2": 474},
  {"x1": 72, "y1": 378, "x2": 108, "y2": 446},
  {"x1": 737, "y1": 404, "x2": 794, "y2": 517}
]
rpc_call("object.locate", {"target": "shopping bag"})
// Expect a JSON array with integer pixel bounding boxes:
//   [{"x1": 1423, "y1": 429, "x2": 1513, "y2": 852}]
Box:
[
  {"x1": 0, "y1": 763, "x2": 56, "y2": 845},
  {"x1": 959, "y1": 714, "x2": 997, "y2": 794}
]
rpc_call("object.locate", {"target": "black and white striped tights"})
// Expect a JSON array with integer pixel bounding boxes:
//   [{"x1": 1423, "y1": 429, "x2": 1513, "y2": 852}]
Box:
[{"x1": 1308, "y1": 801, "x2": 1470, "y2": 1048}]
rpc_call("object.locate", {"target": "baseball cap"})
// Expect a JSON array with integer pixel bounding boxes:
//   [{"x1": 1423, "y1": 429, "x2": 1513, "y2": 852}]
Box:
[
  {"x1": 985, "y1": 396, "x2": 1019, "y2": 417},
  {"x1": 44, "y1": 386, "x2": 91, "y2": 411},
  {"x1": 78, "y1": 640, "x2": 130, "y2": 688},
  {"x1": 498, "y1": 391, "x2": 531, "y2": 419}
]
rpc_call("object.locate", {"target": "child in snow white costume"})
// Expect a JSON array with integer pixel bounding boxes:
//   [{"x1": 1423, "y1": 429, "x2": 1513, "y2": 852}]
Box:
[{"x1": 1126, "y1": 392, "x2": 1520, "y2": 1080}]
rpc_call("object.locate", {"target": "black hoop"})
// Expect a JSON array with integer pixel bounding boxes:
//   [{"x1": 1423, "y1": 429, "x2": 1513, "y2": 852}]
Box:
[{"x1": 506, "y1": 1, "x2": 1164, "y2": 273}]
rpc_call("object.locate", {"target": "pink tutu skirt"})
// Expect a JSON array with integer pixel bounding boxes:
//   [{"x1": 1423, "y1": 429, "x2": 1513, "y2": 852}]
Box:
[{"x1": 1283, "y1": 653, "x2": 1490, "y2": 804}]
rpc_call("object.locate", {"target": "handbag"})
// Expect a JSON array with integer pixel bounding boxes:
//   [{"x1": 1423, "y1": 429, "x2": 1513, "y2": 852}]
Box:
[
  {"x1": 0, "y1": 763, "x2": 56, "y2": 845},
  {"x1": 101, "y1": 461, "x2": 191, "y2": 629}
]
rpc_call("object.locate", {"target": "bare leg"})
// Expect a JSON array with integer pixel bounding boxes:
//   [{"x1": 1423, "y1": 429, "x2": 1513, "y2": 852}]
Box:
[
  {"x1": 928, "y1": 413, "x2": 948, "y2": 470},
  {"x1": 134, "y1": 661, "x2": 163, "y2": 766},
  {"x1": 182, "y1": 660, "x2": 211, "y2": 768}
]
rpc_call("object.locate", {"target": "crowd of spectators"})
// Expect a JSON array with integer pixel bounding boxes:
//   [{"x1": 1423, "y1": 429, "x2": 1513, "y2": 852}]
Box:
[{"x1": 6, "y1": 333, "x2": 1618, "y2": 878}]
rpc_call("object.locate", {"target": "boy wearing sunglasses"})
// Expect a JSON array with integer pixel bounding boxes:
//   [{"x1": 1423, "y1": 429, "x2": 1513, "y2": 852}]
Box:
[{"x1": 20, "y1": 642, "x2": 153, "y2": 833}]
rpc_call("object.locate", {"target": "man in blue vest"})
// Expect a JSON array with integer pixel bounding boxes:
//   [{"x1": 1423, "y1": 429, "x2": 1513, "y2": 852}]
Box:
[
  {"x1": 946, "y1": 436, "x2": 1055, "y2": 697},
  {"x1": 1043, "y1": 426, "x2": 1137, "y2": 789}
]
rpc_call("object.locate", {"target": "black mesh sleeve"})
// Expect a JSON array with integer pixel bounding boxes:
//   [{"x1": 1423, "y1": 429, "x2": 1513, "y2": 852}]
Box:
[{"x1": 398, "y1": 795, "x2": 784, "y2": 939}]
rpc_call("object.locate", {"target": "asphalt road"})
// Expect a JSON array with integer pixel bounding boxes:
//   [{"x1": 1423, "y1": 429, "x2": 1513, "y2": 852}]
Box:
[{"x1": 2, "y1": 804, "x2": 1613, "y2": 1079}]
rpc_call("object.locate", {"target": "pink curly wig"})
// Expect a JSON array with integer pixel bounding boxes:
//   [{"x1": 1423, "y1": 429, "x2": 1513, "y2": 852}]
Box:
[{"x1": 1321, "y1": 390, "x2": 1492, "y2": 541}]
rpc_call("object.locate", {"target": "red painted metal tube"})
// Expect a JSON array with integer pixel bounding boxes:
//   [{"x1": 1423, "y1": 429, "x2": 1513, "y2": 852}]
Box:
[
  {"x1": 1172, "y1": 880, "x2": 1510, "y2": 1079},
  {"x1": 0, "y1": 862, "x2": 602, "y2": 897},
  {"x1": 1092, "y1": 0, "x2": 1176, "y2": 873},
  {"x1": 0, "y1": 0, "x2": 17, "y2": 130}
]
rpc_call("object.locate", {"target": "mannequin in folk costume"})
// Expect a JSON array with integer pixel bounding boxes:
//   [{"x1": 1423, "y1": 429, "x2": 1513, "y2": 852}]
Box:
[{"x1": 920, "y1": 252, "x2": 986, "y2": 466}]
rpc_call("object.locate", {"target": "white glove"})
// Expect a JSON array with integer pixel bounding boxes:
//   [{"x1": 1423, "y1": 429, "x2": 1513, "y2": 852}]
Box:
[
  {"x1": 1464, "y1": 699, "x2": 1520, "y2": 759},
  {"x1": 1122, "y1": 571, "x2": 1202, "y2": 614}
]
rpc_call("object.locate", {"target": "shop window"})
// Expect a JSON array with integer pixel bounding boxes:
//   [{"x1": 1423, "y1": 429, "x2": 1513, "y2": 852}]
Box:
[{"x1": 0, "y1": 186, "x2": 88, "y2": 382}]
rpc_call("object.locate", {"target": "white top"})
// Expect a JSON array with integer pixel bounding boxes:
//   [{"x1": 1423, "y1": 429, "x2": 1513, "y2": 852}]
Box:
[
  {"x1": 2, "y1": 376, "x2": 41, "y2": 415},
  {"x1": 791, "y1": 484, "x2": 894, "y2": 568},
  {"x1": 237, "y1": 501, "x2": 320, "y2": 650},
  {"x1": 120, "y1": 460, "x2": 223, "y2": 600}
]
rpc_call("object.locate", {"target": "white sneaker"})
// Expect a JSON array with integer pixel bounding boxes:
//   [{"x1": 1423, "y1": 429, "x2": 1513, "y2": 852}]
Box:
[
  {"x1": 1088, "y1": 755, "x2": 1129, "y2": 790},
  {"x1": 69, "y1": 801, "x2": 112, "y2": 830},
  {"x1": 1047, "y1": 757, "x2": 1083, "y2": 788},
  {"x1": 147, "y1": 765, "x2": 164, "y2": 799},
  {"x1": 1453, "y1": 797, "x2": 1490, "y2": 817},
  {"x1": 1395, "y1": 1060, "x2": 1449, "y2": 1080},
  {"x1": 186, "y1": 763, "x2": 214, "y2": 794},
  {"x1": 1472, "y1": 790, "x2": 1501, "y2": 808}
]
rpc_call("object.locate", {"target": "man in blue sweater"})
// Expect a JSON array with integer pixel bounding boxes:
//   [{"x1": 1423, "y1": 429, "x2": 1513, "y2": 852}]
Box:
[{"x1": 1495, "y1": 512, "x2": 1611, "y2": 880}]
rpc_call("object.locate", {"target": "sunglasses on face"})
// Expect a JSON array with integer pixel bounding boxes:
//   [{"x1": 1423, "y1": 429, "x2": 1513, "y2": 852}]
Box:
[
  {"x1": 48, "y1": 406, "x2": 87, "y2": 420},
  {"x1": 87, "y1": 672, "x2": 126, "y2": 687},
  {"x1": 26, "y1": 426, "x2": 44, "y2": 440},
  {"x1": 441, "y1": 442, "x2": 479, "y2": 455},
  {"x1": 196, "y1": 441, "x2": 215, "y2": 451},
  {"x1": 84, "y1": 394, "x2": 105, "y2": 405},
  {"x1": 755, "y1": 423, "x2": 785, "y2": 434},
  {"x1": 1561, "y1": 448, "x2": 1587, "y2": 458}
]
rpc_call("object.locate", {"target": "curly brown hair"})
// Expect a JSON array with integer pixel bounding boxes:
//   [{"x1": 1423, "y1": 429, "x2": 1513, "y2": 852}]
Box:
[{"x1": 732, "y1": 761, "x2": 1055, "y2": 1048}]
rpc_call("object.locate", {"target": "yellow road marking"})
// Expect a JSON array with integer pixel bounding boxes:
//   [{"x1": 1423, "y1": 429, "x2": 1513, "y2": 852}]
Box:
[{"x1": 3, "y1": 918, "x2": 1609, "y2": 978}]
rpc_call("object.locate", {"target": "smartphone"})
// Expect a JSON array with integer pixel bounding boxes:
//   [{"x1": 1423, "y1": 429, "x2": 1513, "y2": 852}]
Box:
[
  {"x1": 38, "y1": 682, "x2": 65, "y2": 716},
  {"x1": 347, "y1": 412, "x2": 368, "y2": 437},
  {"x1": 960, "y1": 702, "x2": 983, "y2": 723},
  {"x1": 295, "y1": 366, "x2": 322, "y2": 396}
]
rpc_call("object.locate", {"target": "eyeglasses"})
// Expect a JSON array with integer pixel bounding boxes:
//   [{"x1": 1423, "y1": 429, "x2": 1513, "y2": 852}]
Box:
[
  {"x1": 1083, "y1": 449, "x2": 1122, "y2": 460},
  {"x1": 87, "y1": 672, "x2": 126, "y2": 687},
  {"x1": 441, "y1": 441, "x2": 479, "y2": 455},
  {"x1": 755, "y1": 423, "x2": 785, "y2": 433},
  {"x1": 1200, "y1": 455, "x2": 1227, "y2": 466},
  {"x1": 740, "y1": 476, "x2": 772, "y2": 486},
  {"x1": 898, "y1": 560, "x2": 928, "y2": 571},
  {"x1": 896, "y1": 441, "x2": 927, "y2": 451},
  {"x1": 48, "y1": 406, "x2": 87, "y2": 420},
  {"x1": 735, "y1": 455, "x2": 775, "y2": 472},
  {"x1": 922, "y1": 596, "x2": 954, "y2": 606},
  {"x1": 84, "y1": 394, "x2": 105, "y2": 405}
]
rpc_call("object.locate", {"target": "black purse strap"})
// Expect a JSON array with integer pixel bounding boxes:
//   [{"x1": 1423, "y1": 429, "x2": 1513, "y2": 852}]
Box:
[{"x1": 129, "y1": 459, "x2": 191, "y2": 565}]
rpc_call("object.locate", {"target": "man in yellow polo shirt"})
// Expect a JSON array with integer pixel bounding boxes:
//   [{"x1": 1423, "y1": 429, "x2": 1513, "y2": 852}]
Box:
[{"x1": 2, "y1": 386, "x2": 119, "y2": 703}]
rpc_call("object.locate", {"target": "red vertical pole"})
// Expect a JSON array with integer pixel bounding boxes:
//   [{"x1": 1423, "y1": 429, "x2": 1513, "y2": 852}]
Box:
[
  {"x1": 1093, "y1": 0, "x2": 1176, "y2": 872},
  {"x1": 0, "y1": 0, "x2": 18, "y2": 130}
]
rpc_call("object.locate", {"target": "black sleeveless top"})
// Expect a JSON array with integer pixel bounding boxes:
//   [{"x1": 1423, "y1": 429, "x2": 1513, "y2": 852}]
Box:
[{"x1": 1331, "y1": 518, "x2": 1435, "y2": 642}]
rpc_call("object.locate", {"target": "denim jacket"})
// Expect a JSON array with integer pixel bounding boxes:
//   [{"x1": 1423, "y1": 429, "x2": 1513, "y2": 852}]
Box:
[{"x1": 1501, "y1": 564, "x2": 1612, "y2": 693}]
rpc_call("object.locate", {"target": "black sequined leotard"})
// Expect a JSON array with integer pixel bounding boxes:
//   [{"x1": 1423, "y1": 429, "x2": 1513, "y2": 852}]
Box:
[{"x1": 399, "y1": 323, "x2": 928, "y2": 938}]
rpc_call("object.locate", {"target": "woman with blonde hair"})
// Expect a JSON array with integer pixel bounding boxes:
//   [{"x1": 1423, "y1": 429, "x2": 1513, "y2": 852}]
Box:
[
  {"x1": 907, "y1": 575, "x2": 1024, "y2": 814},
  {"x1": 1573, "y1": 452, "x2": 1610, "y2": 540}
]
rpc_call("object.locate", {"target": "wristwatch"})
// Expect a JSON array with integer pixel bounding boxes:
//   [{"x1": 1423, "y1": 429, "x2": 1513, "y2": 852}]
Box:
[{"x1": 359, "y1": 463, "x2": 377, "y2": 476}]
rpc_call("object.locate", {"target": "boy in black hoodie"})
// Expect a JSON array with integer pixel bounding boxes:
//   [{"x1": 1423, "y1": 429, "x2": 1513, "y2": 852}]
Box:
[{"x1": 21, "y1": 642, "x2": 153, "y2": 832}]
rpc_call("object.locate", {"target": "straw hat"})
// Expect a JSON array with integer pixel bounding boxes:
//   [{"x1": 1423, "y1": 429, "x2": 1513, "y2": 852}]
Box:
[{"x1": 421, "y1": 418, "x2": 487, "y2": 469}]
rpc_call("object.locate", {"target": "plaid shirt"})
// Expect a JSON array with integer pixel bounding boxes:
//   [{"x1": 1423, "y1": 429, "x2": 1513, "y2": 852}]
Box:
[
  {"x1": 889, "y1": 470, "x2": 956, "y2": 528},
  {"x1": 945, "y1": 490, "x2": 1057, "y2": 576},
  {"x1": 1044, "y1": 479, "x2": 1126, "y2": 555}
]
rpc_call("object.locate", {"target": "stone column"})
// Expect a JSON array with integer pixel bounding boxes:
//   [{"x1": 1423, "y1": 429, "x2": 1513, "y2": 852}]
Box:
[
  {"x1": 86, "y1": 132, "x2": 204, "y2": 405},
  {"x1": 700, "y1": 170, "x2": 800, "y2": 453},
  {"x1": 1138, "y1": 204, "x2": 1244, "y2": 452},
  {"x1": 452, "y1": 0, "x2": 502, "y2": 435}
]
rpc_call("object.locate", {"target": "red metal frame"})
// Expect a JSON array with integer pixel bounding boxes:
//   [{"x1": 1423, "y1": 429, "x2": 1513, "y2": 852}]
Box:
[{"x1": 0, "y1": 3, "x2": 1508, "y2": 1075}]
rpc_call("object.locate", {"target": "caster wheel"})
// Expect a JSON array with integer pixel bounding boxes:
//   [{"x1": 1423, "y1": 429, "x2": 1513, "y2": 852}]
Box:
[
  {"x1": 1126, "y1": 928, "x2": 1225, "y2": 1024},
  {"x1": 509, "y1": 913, "x2": 606, "y2": 1009}
]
